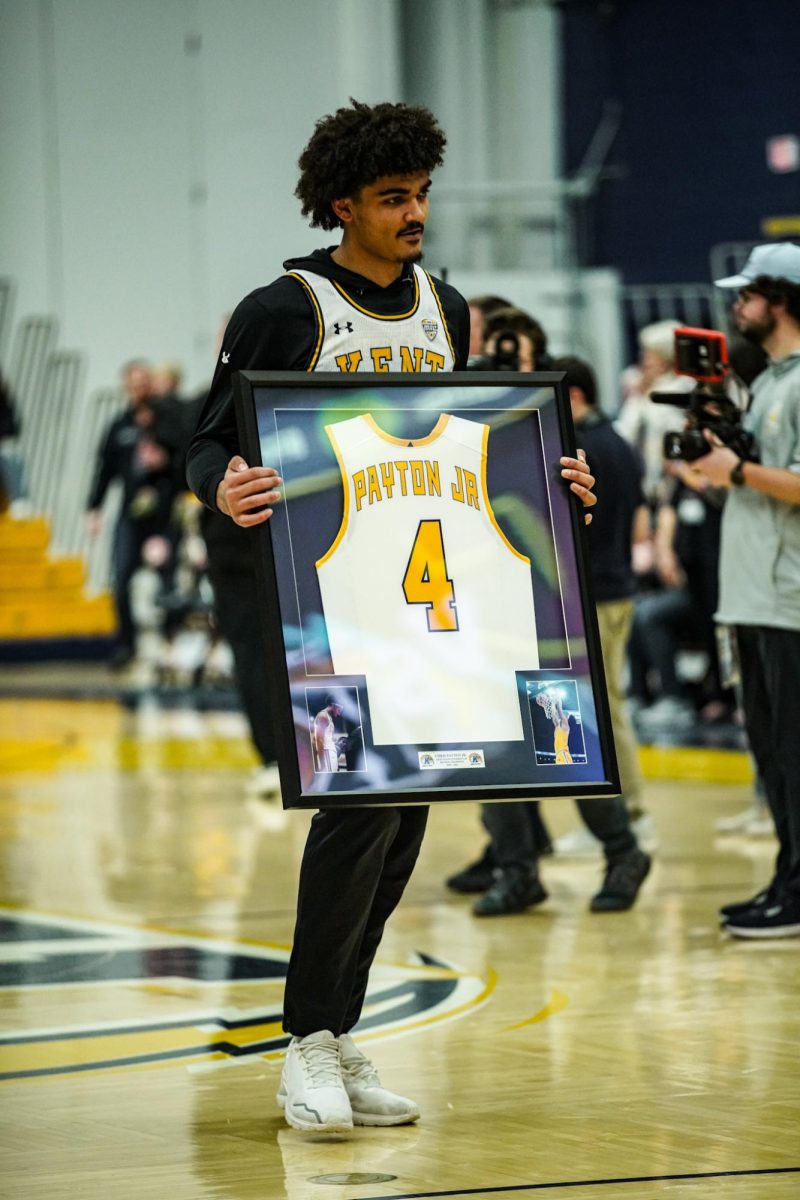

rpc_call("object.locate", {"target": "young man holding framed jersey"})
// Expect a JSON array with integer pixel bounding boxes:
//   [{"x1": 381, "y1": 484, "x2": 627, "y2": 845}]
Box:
[{"x1": 187, "y1": 99, "x2": 597, "y2": 1133}]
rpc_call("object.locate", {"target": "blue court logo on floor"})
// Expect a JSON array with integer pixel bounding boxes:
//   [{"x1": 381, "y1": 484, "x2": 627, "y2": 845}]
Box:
[{"x1": 0, "y1": 910, "x2": 492, "y2": 1081}]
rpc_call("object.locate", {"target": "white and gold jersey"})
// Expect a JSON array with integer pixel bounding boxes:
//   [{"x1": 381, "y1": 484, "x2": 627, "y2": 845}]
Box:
[
  {"x1": 286, "y1": 266, "x2": 455, "y2": 373},
  {"x1": 316, "y1": 414, "x2": 539, "y2": 746}
]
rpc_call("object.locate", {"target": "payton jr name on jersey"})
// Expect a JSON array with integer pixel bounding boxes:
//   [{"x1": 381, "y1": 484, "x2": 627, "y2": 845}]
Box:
[{"x1": 352, "y1": 458, "x2": 480, "y2": 511}]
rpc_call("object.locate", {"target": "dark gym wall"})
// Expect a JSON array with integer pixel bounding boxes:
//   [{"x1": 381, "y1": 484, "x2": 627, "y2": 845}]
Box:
[{"x1": 560, "y1": 0, "x2": 800, "y2": 284}]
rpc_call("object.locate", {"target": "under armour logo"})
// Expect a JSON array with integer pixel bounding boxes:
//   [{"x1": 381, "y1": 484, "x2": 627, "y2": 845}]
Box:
[
  {"x1": 221, "y1": 351, "x2": 230, "y2": 364},
  {"x1": 333, "y1": 322, "x2": 354, "y2": 335}
]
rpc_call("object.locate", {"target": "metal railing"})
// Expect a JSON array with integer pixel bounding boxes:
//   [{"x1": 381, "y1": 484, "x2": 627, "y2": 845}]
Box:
[
  {"x1": 620, "y1": 283, "x2": 717, "y2": 367},
  {"x1": 7, "y1": 315, "x2": 58, "y2": 421},
  {"x1": 621, "y1": 238, "x2": 793, "y2": 369},
  {"x1": 25, "y1": 350, "x2": 85, "y2": 522},
  {"x1": 0, "y1": 277, "x2": 14, "y2": 367},
  {"x1": 1, "y1": 299, "x2": 127, "y2": 591}
]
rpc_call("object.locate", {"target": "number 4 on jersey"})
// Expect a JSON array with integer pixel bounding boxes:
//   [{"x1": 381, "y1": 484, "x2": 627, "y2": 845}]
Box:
[{"x1": 402, "y1": 519, "x2": 458, "y2": 632}]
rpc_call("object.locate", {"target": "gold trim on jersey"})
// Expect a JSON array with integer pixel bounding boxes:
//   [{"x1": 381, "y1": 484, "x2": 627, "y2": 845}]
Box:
[
  {"x1": 363, "y1": 412, "x2": 450, "y2": 446},
  {"x1": 285, "y1": 272, "x2": 325, "y2": 369},
  {"x1": 316, "y1": 424, "x2": 350, "y2": 568},
  {"x1": 480, "y1": 425, "x2": 531, "y2": 564},
  {"x1": 331, "y1": 271, "x2": 421, "y2": 320},
  {"x1": 425, "y1": 271, "x2": 456, "y2": 364}
]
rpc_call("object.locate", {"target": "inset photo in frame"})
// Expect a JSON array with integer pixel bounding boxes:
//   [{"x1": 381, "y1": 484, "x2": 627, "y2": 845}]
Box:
[
  {"x1": 527, "y1": 679, "x2": 588, "y2": 766},
  {"x1": 305, "y1": 686, "x2": 366, "y2": 775}
]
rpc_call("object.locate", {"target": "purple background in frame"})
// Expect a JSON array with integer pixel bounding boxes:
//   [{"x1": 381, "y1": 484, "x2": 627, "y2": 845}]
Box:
[{"x1": 254, "y1": 380, "x2": 607, "y2": 801}]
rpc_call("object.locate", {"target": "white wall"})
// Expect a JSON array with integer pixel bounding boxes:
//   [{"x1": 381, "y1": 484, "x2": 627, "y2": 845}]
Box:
[
  {"x1": 0, "y1": 0, "x2": 577, "y2": 401},
  {"x1": 448, "y1": 267, "x2": 623, "y2": 417},
  {"x1": 0, "y1": 0, "x2": 403, "y2": 396}
]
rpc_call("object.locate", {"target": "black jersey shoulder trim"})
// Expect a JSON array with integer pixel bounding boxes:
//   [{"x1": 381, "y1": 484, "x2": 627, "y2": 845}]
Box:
[{"x1": 284, "y1": 272, "x2": 325, "y2": 370}]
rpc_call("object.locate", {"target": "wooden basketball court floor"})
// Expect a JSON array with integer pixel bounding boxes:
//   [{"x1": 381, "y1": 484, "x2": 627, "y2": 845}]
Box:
[{"x1": 1, "y1": 694, "x2": 798, "y2": 1200}]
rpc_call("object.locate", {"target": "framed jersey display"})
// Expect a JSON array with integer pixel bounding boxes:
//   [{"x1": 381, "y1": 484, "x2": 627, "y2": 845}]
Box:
[{"x1": 234, "y1": 372, "x2": 619, "y2": 808}]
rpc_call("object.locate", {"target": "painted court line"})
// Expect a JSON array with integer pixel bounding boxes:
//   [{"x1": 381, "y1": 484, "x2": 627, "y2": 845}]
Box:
[{"x1": 356, "y1": 1166, "x2": 800, "y2": 1200}]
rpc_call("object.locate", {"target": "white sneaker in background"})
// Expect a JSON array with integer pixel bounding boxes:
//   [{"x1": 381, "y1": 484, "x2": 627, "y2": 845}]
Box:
[
  {"x1": 553, "y1": 826, "x2": 599, "y2": 858},
  {"x1": 636, "y1": 696, "x2": 696, "y2": 733},
  {"x1": 204, "y1": 639, "x2": 234, "y2": 683},
  {"x1": 555, "y1": 813, "x2": 658, "y2": 859},
  {"x1": 338, "y1": 1034, "x2": 420, "y2": 1127},
  {"x1": 245, "y1": 764, "x2": 282, "y2": 799},
  {"x1": 715, "y1": 804, "x2": 764, "y2": 834},
  {"x1": 276, "y1": 1030, "x2": 353, "y2": 1132},
  {"x1": 630, "y1": 811, "x2": 659, "y2": 852},
  {"x1": 743, "y1": 813, "x2": 776, "y2": 838}
]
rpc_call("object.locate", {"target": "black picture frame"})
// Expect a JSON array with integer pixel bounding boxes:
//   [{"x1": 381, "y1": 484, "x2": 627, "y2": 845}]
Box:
[{"x1": 234, "y1": 371, "x2": 619, "y2": 809}]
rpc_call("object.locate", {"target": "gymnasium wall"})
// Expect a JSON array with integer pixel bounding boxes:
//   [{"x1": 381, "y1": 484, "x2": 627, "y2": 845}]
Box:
[
  {"x1": 561, "y1": 0, "x2": 800, "y2": 284},
  {"x1": 0, "y1": 0, "x2": 408, "y2": 395},
  {"x1": 0, "y1": 0, "x2": 563, "y2": 397}
]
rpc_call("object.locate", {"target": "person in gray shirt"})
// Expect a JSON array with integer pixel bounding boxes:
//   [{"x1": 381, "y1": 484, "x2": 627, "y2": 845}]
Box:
[{"x1": 693, "y1": 242, "x2": 800, "y2": 938}]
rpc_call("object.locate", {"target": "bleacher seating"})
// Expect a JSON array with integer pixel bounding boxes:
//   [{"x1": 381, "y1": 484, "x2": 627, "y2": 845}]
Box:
[{"x1": 0, "y1": 514, "x2": 114, "y2": 641}]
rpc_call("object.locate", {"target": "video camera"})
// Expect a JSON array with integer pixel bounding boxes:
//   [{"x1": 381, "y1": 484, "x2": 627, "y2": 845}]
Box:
[
  {"x1": 652, "y1": 327, "x2": 758, "y2": 463},
  {"x1": 467, "y1": 329, "x2": 523, "y2": 372}
]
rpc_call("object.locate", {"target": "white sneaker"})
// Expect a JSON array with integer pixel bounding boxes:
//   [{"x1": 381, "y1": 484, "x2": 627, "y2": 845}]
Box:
[
  {"x1": 743, "y1": 814, "x2": 776, "y2": 838},
  {"x1": 553, "y1": 827, "x2": 599, "y2": 858},
  {"x1": 276, "y1": 1031, "x2": 353, "y2": 1132},
  {"x1": 631, "y1": 811, "x2": 659, "y2": 852},
  {"x1": 715, "y1": 804, "x2": 764, "y2": 834},
  {"x1": 636, "y1": 696, "x2": 695, "y2": 733},
  {"x1": 338, "y1": 1034, "x2": 420, "y2": 1126},
  {"x1": 245, "y1": 764, "x2": 282, "y2": 799}
]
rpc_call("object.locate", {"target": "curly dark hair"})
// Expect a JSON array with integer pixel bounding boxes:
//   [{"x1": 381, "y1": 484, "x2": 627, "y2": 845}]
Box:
[{"x1": 295, "y1": 99, "x2": 447, "y2": 230}]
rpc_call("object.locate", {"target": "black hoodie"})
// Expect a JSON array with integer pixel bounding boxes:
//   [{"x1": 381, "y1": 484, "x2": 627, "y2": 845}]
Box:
[{"x1": 186, "y1": 249, "x2": 470, "y2": 512}]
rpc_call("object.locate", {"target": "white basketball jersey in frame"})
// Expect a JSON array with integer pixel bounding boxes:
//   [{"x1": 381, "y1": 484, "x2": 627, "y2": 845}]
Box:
[
  {"x1": 316, "y1": 414, "x2": 539, "y2": 746},
  {"x1": 286, "y1": 266, "x2": 455, "y2": 372}
]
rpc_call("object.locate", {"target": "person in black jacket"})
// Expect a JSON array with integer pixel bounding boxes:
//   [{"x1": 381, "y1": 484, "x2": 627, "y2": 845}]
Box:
[
  {"x1": 87, "y1": 360, "x2": 184, "y2": 668},
  {"x1": 186, "y1": 99, "x2": 597, "y2": 1133},
  {"x1": 0, "y1": 373, "x2": 20, "y2": 513}
]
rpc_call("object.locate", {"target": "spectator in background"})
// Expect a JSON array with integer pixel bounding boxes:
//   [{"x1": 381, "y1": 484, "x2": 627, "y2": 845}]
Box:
[
  {"x1": 630, "y1": 461, "x2": 730, "y2": 732},
  {"x1": 448, "y1": 334, "x2": 644, "y2": 913},
  {"x1": 0, "y1": 373, "x2": 20, "y2": 513},
  {"x1": 544, "y1": 355, "x2": 652, "y2": 908},
  {"x1": 447, "y1": 301, "x2": 555, "y2": 915},
  {"x1": 86, "y1": 359, "x2": 184, "y2": 669},
  {"x1": 152, "y1": 362, "x2": 184, "y2": 403},
  {"x1": 616, "y1": 319, "x2": 694, "y2": 504},
  {"x1": 698, "y1": 243, "x2": 800, "y2": 937},
  {"x1": 483, "y1": 305, "x2": 552, "y2": 371},
  {"x1": 466, "y1": 294, "x2": 512, "y2": 361},
  {"x1": 625, "y1": 331, "x2": 762, "y2": 735}
]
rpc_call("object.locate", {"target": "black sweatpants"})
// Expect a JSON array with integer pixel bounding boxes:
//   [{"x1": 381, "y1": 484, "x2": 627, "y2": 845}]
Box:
[
  {"x1": 206, "y1": 557, "x2": 276, "y2": 765},
  {"x1": 481, "y1": 796, "x2": 636, "y2": 869},
  {"x1": 282, "y1": 805, "x2": 429, "y2": 1037},
  {"x1": 736, "y1": 625, "x2": 800, "y2": 899}
]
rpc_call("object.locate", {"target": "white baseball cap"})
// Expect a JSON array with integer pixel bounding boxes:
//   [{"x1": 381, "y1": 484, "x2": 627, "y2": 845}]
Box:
[{"x1": 714, "y1": 242, "x2": 800, "y2": 288}]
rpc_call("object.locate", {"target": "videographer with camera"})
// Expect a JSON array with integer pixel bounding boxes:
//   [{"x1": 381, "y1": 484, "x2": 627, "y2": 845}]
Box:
[{"x1": 690, "y1": 243, "x2": 800, "y2": 938}]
